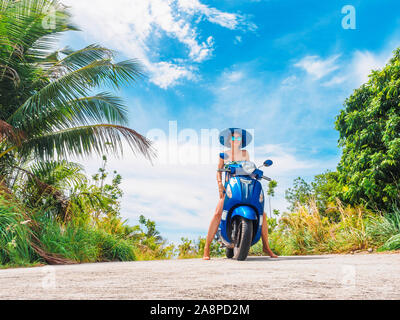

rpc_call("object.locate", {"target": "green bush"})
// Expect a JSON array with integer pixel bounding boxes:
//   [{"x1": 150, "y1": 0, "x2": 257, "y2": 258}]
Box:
[
  {"x1": 38, "y1": 219, "x2": 100, "y2": 262},
  {"x1": 96, "y1": 231, "x2": 136, "y2": 261},
  {"x1": 38, "y1": 219, "x2": 137, "y2": 263},
  {"x1": 367, "y1": 208, "x2": 400, "y2": 251},
  {"x1": 379, "y1": 234, "x2": 400, "y2": 251},
  {"x1": 0, "y1": 196, "x2": 35, "y2": 266},
  {"x1": 367, "y1": 213, "x2": 399, "y2": 244}
]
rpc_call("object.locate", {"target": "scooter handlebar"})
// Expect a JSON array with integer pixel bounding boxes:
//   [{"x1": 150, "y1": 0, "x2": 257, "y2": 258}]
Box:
[{"x1": 218, "y1": 169, "x2": 272, "y2": 181}]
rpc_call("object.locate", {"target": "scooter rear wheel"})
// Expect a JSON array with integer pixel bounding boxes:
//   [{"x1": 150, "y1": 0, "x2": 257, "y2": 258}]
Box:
[{"x1": 233, "y1": 216, "x2": 253, "y2": 261}]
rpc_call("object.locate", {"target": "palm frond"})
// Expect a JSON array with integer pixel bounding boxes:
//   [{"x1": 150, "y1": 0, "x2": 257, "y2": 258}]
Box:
[
  {"x1": 2, "y1": 0, "x2": 77, "y2": 51},
  {"x1": 65, "y1": 93, "x2": 129, "y2": 126},
  {"x1": 8, "y1": 59, "x2": 143, "y2": 126},
  {"x1": 1, "y1": 0, "x2": 153, "y2": 163},
  {"x1": 20, "y1": 124, "x2": 156, "y2": 160},
  {"x1": 46, "y1": 44, "x2": 115, "y2": 73},
  {"x1": 28, "y1": 160, "x2": 87, "y2": 190},
  {"x1": 19, "y1": 92, "x2": 129, "y2": 138},
  {"x1": 0, "y1": 0, "x2": 77, "y2": 92}
]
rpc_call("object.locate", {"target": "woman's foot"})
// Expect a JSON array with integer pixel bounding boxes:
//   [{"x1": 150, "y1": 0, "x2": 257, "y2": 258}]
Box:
[
  {"x1": 203, "y1": 248, "x2": 211, "y2": 260},
  {"x1": 263, "y1": 247, "x2": 278, "y2": 258}
]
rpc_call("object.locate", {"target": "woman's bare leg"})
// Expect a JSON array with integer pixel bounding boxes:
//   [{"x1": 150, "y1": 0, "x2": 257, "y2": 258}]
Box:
[
  {"x1": 261, "y1": 213, "x2": 278, "y2": 258},
  {"x1": 203, "y1": 199, "x2": 224, "y2": 260}
]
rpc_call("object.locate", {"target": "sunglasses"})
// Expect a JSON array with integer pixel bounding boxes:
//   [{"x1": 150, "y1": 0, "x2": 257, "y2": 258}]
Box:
[{"x1": 231, "y1": 136, "x2": 242, "y2": 141}]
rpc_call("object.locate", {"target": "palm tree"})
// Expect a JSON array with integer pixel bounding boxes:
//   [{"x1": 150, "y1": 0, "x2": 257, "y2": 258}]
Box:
[
  {"x1": 14, "y1": 159, "x2": 115, "y2": 222},
  {"x1": 0, "y1": 0, "x2": 154, "y2": 177}
]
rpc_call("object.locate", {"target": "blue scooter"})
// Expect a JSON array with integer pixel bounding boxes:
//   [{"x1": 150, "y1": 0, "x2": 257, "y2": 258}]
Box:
[{"x1": 217, "y1": 155, "x2": 274, "y2": 261}]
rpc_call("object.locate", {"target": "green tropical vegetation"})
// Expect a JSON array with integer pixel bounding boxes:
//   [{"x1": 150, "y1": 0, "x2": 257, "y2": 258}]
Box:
[
  {"x1": 0, "y1": 0, "x2": 170, "y2": 267},
  {"x1": 335, "y1": 48, "x2": 400, "y2": 211},
  {"x1": 251, "y1": 48, "x2": 400, "y2": 256},
  {"x1": 251, "y1": 200, "x2": 400, "y2": 256}
]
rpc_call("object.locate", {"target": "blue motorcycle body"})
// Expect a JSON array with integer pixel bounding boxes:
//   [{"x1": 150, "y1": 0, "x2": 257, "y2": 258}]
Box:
[{"x1": 217, "y1": 161, "x2": 267, "y2": 248}]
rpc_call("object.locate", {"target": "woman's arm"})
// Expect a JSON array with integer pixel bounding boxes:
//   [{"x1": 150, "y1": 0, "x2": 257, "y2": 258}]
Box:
[
  {"x1": 216, "y1": 157, "x2": 225, "y2": 198},
  {"x1": 243, "y1": 150, "x2": 250, "y2": 161}
]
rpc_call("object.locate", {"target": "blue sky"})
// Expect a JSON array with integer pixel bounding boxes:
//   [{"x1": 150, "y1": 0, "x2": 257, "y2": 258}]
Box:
[{"x1": 62, "y1": 0, "x2": 400, "y2": 243}]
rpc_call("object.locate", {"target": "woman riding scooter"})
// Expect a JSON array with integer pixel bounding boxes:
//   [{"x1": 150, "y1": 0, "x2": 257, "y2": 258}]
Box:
[{"x1": 203, "y1": 128, "x2": 278, "y2": 260}]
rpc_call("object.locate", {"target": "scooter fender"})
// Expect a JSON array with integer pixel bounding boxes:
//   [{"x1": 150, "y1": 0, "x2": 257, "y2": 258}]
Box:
[{"x1": 231, "y1": 206, "x2": 258, "y2": 220}]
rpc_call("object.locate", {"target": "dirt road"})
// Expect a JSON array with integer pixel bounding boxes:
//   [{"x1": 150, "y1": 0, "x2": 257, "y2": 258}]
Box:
[{"x1": 0, "y1": 253, "x2": 399, "y2": 300}]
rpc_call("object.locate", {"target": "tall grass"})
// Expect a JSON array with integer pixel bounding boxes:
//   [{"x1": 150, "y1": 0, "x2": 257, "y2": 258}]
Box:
[
  {"x1": 38, "y1": 219, "x2": 136, "y2": 262},
  {"x1": 0, "y1": 196, "x2": 36, "y2": 266},
  {"x1": 367, "y1": 207, "x2": 400, "y2": 251},
  {"x1": 276, "y1": 200, "x2": 373, "y2": 254},
  {"x1": 251, "y1": 200, "x2": 400, "y2": 256}
]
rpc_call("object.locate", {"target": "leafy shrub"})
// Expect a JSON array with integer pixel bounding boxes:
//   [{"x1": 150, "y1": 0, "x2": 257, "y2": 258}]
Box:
[
  {"x1": 38, "y1": 218, "x2": 137, "y2": 262},
  {"x1": 96, "y1": 231, "x2": 136, "y2": 261},
  {"x1": 0, "y1": 195, "x2": 35, "y2": 266},
  {"x1": 39, "y1": 219, "x2": 101, "y2": 262},
  {"x1": 367, "y1": 207, "x2": 400, "y2": 251},
  {"x1": 379, "y1": 234, "x2": 400, "y2": 251}
]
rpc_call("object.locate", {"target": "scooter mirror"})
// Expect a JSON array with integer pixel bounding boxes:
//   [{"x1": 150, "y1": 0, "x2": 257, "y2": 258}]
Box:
[
  {"x1": 264, "y1": 160, "x2": 273, "y2": 167},
  {"x1": 220, "y1": 152, "x2": 229, "y2": 160}
]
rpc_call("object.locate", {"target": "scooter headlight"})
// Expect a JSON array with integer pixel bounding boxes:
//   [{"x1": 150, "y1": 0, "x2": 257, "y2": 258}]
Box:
[{"x1": 242, "y1": 161, "x2": 256, "y2": 175}]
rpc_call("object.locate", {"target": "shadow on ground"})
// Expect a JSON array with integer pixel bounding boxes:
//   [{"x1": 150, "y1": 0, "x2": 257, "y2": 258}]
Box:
[{"x1": 245, "y1": 256, "x2": 330, "y2": 262}]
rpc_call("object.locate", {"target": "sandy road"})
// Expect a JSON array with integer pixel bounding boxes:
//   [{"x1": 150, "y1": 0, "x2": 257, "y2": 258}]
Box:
[{"x1": 0, "y1": 253, "x2": 399, "y2": 300}]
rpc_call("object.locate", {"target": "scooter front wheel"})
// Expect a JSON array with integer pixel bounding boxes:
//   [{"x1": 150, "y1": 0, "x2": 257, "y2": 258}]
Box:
[{"x1": 233, "y1": 216, "x2": 253, "y2": 261}]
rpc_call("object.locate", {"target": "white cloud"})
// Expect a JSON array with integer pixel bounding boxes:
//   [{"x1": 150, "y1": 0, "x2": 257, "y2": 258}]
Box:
[
  {"x1": 178, "y1": 0, "x2": 257, "y2": 31},
  {"x1": 224, "y1": 70, "x2": 244, "y2": 83},
  {"x1": 351, "y1": 50, "x2": 392, "y2": 85},
  {"x1": 316, "y1": 48, "x2": 396, "y2": 88},
  {"x1": 254, "y1": 144, "x2": 315, "y2": 173},
  {"x1": 321, "y1": 75, "x2": 347, "y2": 87},
  {"x1": 298, "y1": 33, "x2": 400, "y2": 89},
  {"x1": 62, "y1": 0, "x2": 254, "y2": 88},
  {"x1": 294, "y1": 54, "x2": 341, "y2": 79},
  {"x1": 292, "y1": 47, "x2": 396, "y2": 89},
  {"x1": 281, "y1": 75, "x2": 297, "y2": 87},
  {"x1": 321, "y1": 49, "x2": 394, "y2": 89},
  {"x1": 234, "y1": 35, "x2": 242, "y2": 44},
  {"x1": 149, "y1": 62, "x2": 196, "y2": 89}
]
